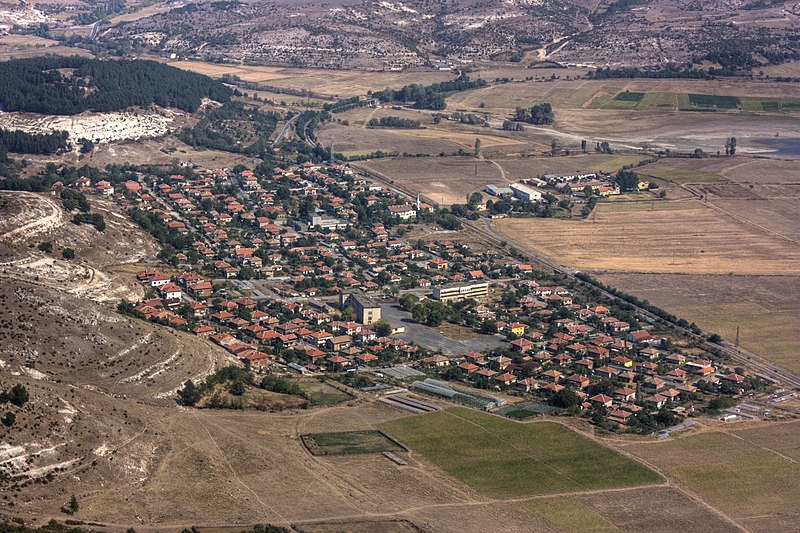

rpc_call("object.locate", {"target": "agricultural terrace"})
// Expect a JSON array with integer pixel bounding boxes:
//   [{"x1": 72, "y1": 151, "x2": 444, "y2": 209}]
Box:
[{"x1": 381, "y1": 408, "x2": 661, "y2": 498}]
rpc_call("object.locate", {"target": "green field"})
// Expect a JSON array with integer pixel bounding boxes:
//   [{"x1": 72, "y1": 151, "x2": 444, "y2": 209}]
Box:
[
  {"x1": 301, "y1": 431, "x2": 405, "y2": 456},
  {"x1": 638, "y1": 167, "x2": 727, "y2": 184},
  {"x1": 380, "y1": 408, "x2": 661, "y2": 498},
  {"x1": 687, "y1": 94, "x2": 741, "y2": 109}
]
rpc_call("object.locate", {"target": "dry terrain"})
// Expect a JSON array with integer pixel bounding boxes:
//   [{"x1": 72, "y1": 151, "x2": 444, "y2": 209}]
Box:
[
  {"x1": 492, "y1": 201, "x2": 799, "y2": 276},
  {"x1": 623, "y1": 422, "x2": 800, "y2": 533},
  {"x1": 0, "y1": 191, "x2": 159, "y2": 303},
  {"x1": 168, "y1": 61, "x2": 455, "y2": 99}
]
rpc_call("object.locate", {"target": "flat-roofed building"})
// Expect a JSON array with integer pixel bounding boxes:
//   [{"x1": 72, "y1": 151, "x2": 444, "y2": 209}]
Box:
[
  {"x1": 432, "y1": 281, "x2": 489, "y2": 302},
  {"x1": 339, "y1": 292, "x2": 382, "y2": 325}
]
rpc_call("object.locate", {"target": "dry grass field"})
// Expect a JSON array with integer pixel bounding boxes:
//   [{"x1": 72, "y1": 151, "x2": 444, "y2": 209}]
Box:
[
  {"x1": 529, "y1": 486, "x2": 734, "y2": 533},
  {"x1": 625, "y1": 429, "x2": 800, "y2": 531},
  {"x1": 596, "y1": 272, "x2": 800, "y2": 373},
  {"x1": 168, "y1": 61, "x2": 455, "y2": 97},
  {"x1": 356, "y1": 157, "x2": 506, "y2": 205},
  {"x1": 492, "y1": 201, "x2": 799, "y2": 275}
]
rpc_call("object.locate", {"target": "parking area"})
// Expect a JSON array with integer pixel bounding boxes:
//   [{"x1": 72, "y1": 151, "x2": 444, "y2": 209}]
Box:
[{"x1": 380, "y1": 304, "x2": 506, "y2": 355}]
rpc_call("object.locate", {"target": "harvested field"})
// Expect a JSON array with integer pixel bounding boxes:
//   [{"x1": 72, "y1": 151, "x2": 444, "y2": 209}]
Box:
[
  {"x1": 732, "y1": 420, "x2": 800, "y2": 462},
  {"x1": 639, "y1": 156, "x2": 800, "y2": 184},
  {"x1": 573, "y1": 485, "x2": 736, "y2": 533},
  {"x1": 356, "y1": 157, "x2": 505, "y2": 205},
  {"x1": 169, "y1": 61, "x2": 455, "y2": 97},
  {"x1": 626, "y1": 431, "x2": 800, "y2": 523},
  {"x1": 492, "y1": 201, "x2": 800, "y2": 275},
  {"x1": 595, "y1": 272, "x2": 800, "y2": 371},
  {"x1": 528, "y1": 498, "x2": 620, "y2": 532},
  {"x1": 380, "y1": 408, "x2": 661, "y2": 498}
]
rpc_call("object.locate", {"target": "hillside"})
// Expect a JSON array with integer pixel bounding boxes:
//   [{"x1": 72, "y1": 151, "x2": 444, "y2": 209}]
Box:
[
  {"x1": 95, "y1": 0, "x2": 800, "y2": 72},
  {"x1": 0, "y1": 56, "x2": 232, "y2": 115}
]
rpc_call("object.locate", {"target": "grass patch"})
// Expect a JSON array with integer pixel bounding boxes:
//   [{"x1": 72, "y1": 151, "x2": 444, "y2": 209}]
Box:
[
  {"x1": 688, "y1": 94, "x2": 741, "y2": 109},
  {"x1": 301, "y1": 431, "x2": 405, "y2": 456},
  {"x1": 613, "y1": 91, "x2": 644, "y2": 102},
  {"x1": 529, "y1": 498, "x2": 622, "y2": 532},
  {"x1": 639, "y1": 167, "x2": 727, "y2": 184},
  {"x1": 300, "y1": 380, "x2": 353, "y2": 406},
  {"x1": 380, "y1": 408, "x2": 661, "y2": 498}
]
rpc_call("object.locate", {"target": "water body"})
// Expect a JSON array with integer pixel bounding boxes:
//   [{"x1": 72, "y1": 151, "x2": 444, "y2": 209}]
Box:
[{"x1": 750, "y1": 137, "x2": 800, "y2": 158}]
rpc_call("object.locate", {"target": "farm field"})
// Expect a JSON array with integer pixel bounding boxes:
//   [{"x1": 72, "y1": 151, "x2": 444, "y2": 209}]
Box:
[
  {"x1": 491, "y1": 201, "x2": 800, "y2": 275},
  {"x1": 625, "y1": 430, "x2": 800, "y2": 530},
  {"x1": 356, "y1": 157, "x2": 506, "y2": 205},
  {"x1": 301, "y1": 431, "x2": 404, "y2": 456},
  {"x1": 300, "y1": 380, "x2": 353, "y2": 406},
  {"x1": 595, "y1": 272, "x2": 800, "y2": 373},
  {"x1": 380, "y1": 408, "x2": 662, "y2": 498},
  {"x1": 168, "y1": 60, "x2": 454, "y2": 97},
  {"x1": 448, "y1": 78, "x2": 800, "y2": 116}
]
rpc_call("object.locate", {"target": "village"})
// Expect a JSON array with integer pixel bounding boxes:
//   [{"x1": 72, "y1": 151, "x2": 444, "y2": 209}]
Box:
[{"x1": 71, "y1": 159, "x2": 766, "y2": 434}]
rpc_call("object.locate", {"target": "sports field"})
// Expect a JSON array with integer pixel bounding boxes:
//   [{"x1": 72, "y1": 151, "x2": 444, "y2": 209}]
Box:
[{"x1": 380, "y1": 408, "x2": 661, "y2": 498}]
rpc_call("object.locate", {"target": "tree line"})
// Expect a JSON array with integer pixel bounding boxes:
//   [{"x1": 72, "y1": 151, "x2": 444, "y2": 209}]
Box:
[
  {"x1": 367, "y1": 116, "x2": 421, "y2": 129},
  {"x1": 0, "y1": 56, "x2": 231, "y2": 115},
  {"x1": 0, "y1": 129, "x2": 69, "y2": 154},
  {"x1": 371, "y1": 75, "x2": 487, "y2": 110}
]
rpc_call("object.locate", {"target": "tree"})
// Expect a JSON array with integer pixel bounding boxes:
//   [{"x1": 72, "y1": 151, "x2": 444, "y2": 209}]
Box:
[
  {"x1": 474, "y1": 138, "x2": 481, "y2": 157},
  {"x1": 581, "y1": 139, "x2": 587, "y2": 153},
  {"x1": 69, "y1": 495, "x2": 79, "y2": 514},
  {"x1": 550, "y1": 139, "x2": 558, "y2": 156},
  {"x1": 229, "y1": 380, "x2": 245, "y2": 396},
  {"x1": 467, "y1": 191, "x2": 483, "y2": 208},
  {"x1": 374, "y1": 320, "x2": 392, "y2": 337},
  {"x1": 1, "y1": 411, "x2": 15, "y2": 427},
  {"x1": 548, "y1": 389, "x2": 580, "y2": 408},
  {"x1": 177, "y1": 380, "x2": 201, "y2": 406},
  {"x1": 725, "y1": 136, "x2": 737, "y2": 156},
  {"x1": 38, "y1": 241, "x2": 53, "y2": 253},
  {"x1": 399, "y1": 293, "x2": 419, "y2": 311},
  {"x1": 583, "y1": 185, "x2": 594, "y2": 197},
  {"x1": 4, "y1": 384, "x2": 29, "y2": 406},
  {"x1": 62, "y1": 248, "x2": 75, "y2": 260}
]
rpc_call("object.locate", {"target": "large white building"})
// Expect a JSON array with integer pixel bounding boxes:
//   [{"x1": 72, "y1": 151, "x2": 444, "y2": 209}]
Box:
[{"x1": 509, "y1": 183, "x2": 543, "y2": 202}]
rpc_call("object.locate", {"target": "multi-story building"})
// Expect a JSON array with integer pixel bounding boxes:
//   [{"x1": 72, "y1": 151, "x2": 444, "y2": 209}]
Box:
[
  {"x1": 432, "y1": 281, "x2": 489, "y2": 302},
  {"x1": 339, "y1": 292, "x2": 382, "y2": 325}
]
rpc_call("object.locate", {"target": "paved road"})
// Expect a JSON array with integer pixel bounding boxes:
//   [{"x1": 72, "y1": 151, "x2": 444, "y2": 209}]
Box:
[
  {"x1": 271, "y1": 113, "x2": 299, "y2": 148},
  {"x1": 381, "y1": 304, "x2": 505, "y2": 356}
]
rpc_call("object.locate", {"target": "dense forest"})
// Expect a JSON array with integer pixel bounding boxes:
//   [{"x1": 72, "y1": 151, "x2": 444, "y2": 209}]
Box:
[
  {"x1": 0, "y1": 56, "x2": 231, "y2": 115},
  {"x1": 0, "y1": 129, "x2": 69, "y2": 154},
  {"x1": 372, "y1": 75, "x2": 487, "y2": 110}
]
